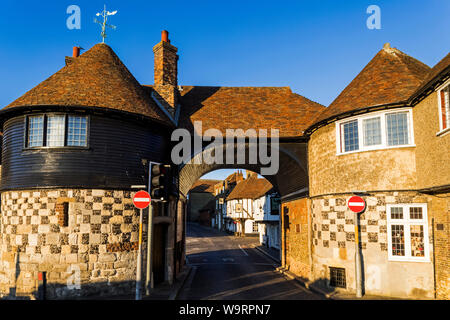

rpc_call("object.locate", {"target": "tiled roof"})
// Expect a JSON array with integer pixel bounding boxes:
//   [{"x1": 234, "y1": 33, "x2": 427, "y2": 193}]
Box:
[
  {"x1": 4, "y1": 44, "x2": 172, "y2": 126},
  {"x1": 410, "y1": 52, "x2": 450, "y2": 102},
  {"x1": 226, "y1": 177, "x2": 273, "y2": 200},
  {"x1": 177, "y1": 86, "x2": 325, "y2": 137},
  {"x1": 189, "y1": 179, "x2": 222, "y2": 193},
  {"x1": 312, "y1": 44, "x2": 431, "y2": 125}
]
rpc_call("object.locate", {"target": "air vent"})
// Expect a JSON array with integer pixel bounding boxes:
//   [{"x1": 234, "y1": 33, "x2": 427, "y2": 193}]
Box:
[{"x1": 329, "y1": 267, "x2": 346, "y2": 288}]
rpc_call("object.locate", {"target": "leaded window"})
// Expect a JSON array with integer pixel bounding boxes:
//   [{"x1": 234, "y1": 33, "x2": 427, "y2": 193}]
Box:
[
  {"x1": 337, "y1": 109, "x2": 413, "y2": 154},
  {"x1": 67, "y1": 116, "x2": 88, "y2": 146},
  {"x1": 341, "y1": 120, "x2": 359, "y2": 152},
  {"x1": 363, "y1": 117, "x2": 381, "y2": 146},
  {"x1": 386, "y1": 112, "x2": 409, "y2": 146},
  {"x1": 25, "y1": 114, "x2": 88, "y2": 148},
  {"x1": 27, "y1": 115, "x2": 44, "y2": 147}
]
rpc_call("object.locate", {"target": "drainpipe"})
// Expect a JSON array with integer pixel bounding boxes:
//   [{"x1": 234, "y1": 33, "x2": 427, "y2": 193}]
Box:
[{"x1": 432, "y1": 218, "x2": 437, "y2": 299}]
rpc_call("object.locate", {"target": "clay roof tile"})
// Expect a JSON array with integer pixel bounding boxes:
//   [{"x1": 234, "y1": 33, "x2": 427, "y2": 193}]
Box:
[{"x1": 5, "y1": 43, "x2": 171, "y2": 125}]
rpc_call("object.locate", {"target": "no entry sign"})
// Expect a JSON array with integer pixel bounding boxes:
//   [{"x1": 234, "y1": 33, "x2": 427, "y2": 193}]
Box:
[
  {"x1": 348, "y1": 196, "x2": 366, "y2": 213},
  {"x1": 133, "y1": 190, "x2": 151, "y2": 209}
]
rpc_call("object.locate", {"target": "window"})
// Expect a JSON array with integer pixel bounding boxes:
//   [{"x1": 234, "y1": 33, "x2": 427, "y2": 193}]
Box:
[
  {"x1": 336, "y1": 109, "x2": 414, "y2": 154},
  {"x1": 27, "y1": 115, "x2": 44, "y2": 147},
  {"x1": 363, "y1": 117, "x2": 381, "y2": 146},
  {"x1": 25, "y1": 114, "x2": 88, "y2": 148},
  {"x1": 438, "y1": 82, "x2": 450, "y2": 132},
  {"x1": 386, "y1": 112, "x2": 409, "y2": 146},
  {"x1": 252, "y1": 222, "x2": 259, "y2": 233},
  {"x1": 341, "y1": 120, "x2": 359, "y2": 152},
  {"x1": 46, "y1": 115, "x2": 65, "y2": 147},
  {"x1": 387, "y1": 204, "x2": 429, "y2": 262},
  {"x1": 270, "y1": 196, "x2": 281, "y2": 215},
  {"x1": 67, "y1": 116, "x2": 88, "y2": 146}
]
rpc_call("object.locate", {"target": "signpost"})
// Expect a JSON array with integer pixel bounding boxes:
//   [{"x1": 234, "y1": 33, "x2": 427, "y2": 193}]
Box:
[
  {"x1": 133, "y1": 190, "x2": 151, "y2": 300},
  {"x1": 347, "y1": 195, "x2": 366, "y2": 298}
]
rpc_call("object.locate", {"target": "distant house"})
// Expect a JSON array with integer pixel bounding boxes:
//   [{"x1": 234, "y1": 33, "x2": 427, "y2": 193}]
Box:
[
  {"x1": 213, "y1": 171, "x2": 244, "y2": 231},
  {"x1": 225, "y1": 175, "x2": 279, "y2": 242},
  {"x1": 187, "y1": 179, "x2": 221, "y2": 222}
]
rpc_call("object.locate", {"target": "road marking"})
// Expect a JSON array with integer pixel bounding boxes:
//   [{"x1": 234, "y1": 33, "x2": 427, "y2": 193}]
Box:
[
  {"x1": 222, "y1": 258, "x2": 234, "y2": 262},
  {"x1": 238, "y1": 244, "x2": 249, "y2": 256}
]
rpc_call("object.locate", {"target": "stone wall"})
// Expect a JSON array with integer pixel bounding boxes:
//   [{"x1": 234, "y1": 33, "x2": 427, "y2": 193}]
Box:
[
  {"x1": 0, "y1": 189, "x2": 148, "y2": 299},
  {"x1": 310, "y1": 191, "x2": 435, "y2": 299}
]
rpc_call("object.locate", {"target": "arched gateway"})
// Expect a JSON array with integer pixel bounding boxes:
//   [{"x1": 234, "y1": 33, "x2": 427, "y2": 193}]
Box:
[{"x1": 0, "y1": 31, "x2": 325, "y2": 299}]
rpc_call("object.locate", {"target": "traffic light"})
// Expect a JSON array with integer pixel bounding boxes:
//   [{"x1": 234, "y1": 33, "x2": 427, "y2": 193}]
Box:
[{"x1": 150, "y1": 163, "x2": 170, "y2": 201}]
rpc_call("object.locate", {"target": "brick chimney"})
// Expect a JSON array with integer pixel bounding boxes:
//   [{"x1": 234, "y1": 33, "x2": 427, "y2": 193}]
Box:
[
  {"x1": 153, "y1": 30, "x2": 179, "y2": 115},
  {"x1": 65, "y1": 46, "x2": 81, "y2": 66}
]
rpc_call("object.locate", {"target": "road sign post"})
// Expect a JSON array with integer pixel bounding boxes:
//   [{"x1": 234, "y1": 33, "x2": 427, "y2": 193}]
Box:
[
  {"x1": 133, "y1": 190, "x2": 151, "y2": 300},
  {"x1": 348, "y1": 195, "x2": 366, "y2": 298}
]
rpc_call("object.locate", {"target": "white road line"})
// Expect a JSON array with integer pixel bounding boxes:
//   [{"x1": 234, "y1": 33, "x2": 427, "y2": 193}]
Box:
[{"x1": 238, "y1": 244, "x2": 249, "y2": 256}]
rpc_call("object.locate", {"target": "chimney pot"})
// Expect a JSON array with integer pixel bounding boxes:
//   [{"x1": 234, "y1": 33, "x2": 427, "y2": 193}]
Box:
[
  {"x1": 161, "y1": 30, "x2": 169, "y2": 43},
  {"x1": 72, "y1": 46, "x2": 80, "y2": 58}
]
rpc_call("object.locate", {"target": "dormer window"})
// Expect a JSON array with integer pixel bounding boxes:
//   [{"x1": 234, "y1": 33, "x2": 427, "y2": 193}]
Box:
[
  {"x1": 336, "y1": 109, "x2": 414, "y2": 154},
  {"x1": 25, "y1": 114, "x2": 88, "y2": 148},
  {"x1": 437, "y1": 81, "x2": 450, "y2": 134}
]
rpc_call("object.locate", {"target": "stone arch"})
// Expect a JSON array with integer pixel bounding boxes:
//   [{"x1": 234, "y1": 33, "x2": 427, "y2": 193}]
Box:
[{"x1": 179, "y1": 140, "x2": 309, "y2": 200}]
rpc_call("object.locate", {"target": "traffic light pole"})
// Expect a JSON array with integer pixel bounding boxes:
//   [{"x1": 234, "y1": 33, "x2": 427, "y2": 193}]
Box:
[{"x1": 146, "y1": 161, "x2": 160, "y2": 295}]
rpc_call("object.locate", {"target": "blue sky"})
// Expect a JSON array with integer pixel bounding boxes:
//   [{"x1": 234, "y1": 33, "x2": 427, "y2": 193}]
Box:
[{"x1": 0, "y1": 0, "x2": 449, "y2": 180}]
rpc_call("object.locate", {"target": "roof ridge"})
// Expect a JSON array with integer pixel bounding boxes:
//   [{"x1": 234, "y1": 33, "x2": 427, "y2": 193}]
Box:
[{"x1": 383, "y1": 45, "x2": 430, "y2": 81}]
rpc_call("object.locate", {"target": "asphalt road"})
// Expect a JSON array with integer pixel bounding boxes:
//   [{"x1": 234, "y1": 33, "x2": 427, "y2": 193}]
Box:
[{"x1": 177, "y1": 223, "x2": 324, "y2": 300}]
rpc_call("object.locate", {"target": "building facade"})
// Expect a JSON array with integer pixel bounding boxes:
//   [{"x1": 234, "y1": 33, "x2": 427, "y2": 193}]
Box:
[
  {"x1": 281, "y1": 44, "x2": 450, "y2": 299},
  {"x1": 0, "y1": 34, "x2": 185, "y2": 299}
]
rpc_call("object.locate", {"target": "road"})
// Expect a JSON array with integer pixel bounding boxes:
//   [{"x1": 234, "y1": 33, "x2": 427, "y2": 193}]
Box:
[{"x1": 177, "y1": 223, "x2": 324, "y2": 300}]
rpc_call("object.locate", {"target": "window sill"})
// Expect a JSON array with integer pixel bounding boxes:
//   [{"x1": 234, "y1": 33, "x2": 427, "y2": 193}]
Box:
[
  {"x1": 436, "y1": 127, "x2": 450, "y2": 137},
  {"x1": 388, "y1": 257, "x2": 430, "y2": 263},
  {"x1": 22, "y1": 146, "x2": 91, "y2": 152},
  {"x1": 336, "y1": 144, "x2": 416, "y2": 156}
]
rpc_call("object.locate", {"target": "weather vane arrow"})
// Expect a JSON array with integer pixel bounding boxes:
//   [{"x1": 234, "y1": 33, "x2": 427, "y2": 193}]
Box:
[{"x1": 94, "y1": 4, "x2": 117, "y2": 43}]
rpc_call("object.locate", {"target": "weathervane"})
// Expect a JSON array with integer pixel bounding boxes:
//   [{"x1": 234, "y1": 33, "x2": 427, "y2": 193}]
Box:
[{"x1": 94, "y1": 5, "x2": 117, "y2": 43}]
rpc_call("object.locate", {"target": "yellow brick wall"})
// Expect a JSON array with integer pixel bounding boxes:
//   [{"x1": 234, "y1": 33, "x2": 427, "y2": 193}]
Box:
[{"x1": 282, "y1": 198, "x2": 310, "y2": 279}]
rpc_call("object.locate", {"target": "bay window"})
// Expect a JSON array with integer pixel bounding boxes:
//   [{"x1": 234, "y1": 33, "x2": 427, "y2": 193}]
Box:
[
  {"x1": 25, "y1": 114, "x2": 88, "y2": 148},
  {"x1": 336, "y1": 109, "x2": 414, "y2": 154}
]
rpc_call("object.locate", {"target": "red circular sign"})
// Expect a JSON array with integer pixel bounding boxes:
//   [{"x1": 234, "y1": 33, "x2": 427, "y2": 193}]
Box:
[
  {"x1": 133, "y1": 190, "x2": 151, "y2": 209},
  {"x1": 348, "y1": 196, "x2": 366, "y2": 213}
]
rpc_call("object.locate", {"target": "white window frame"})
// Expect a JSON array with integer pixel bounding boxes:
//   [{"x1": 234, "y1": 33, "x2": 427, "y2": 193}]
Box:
[
  {"x1": 336, "y1": 108, "x2": 415, "y2": 155},
  {"x1": 386, "y1": 203, "x2": 430, "y2": 262},
  {"x1": 436, "y1": 79, "x2": 450, "y2": 136}
]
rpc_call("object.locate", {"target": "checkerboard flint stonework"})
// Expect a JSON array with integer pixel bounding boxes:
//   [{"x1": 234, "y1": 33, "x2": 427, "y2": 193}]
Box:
[
  {"x1": 0, "y1": 189, "x2": 147, "y2": 299},
  {"x1": 312, "y1": 195, "x2": 388, "y2": 253}
]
